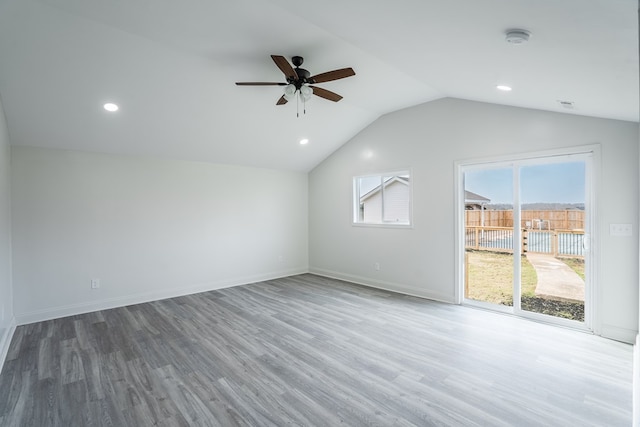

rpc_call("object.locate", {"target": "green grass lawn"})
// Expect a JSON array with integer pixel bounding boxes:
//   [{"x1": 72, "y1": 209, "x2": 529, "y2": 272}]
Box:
[
  {"x1": 560, "y1": 257, "x2": 585, "y2": 280},
  {"x1": 465, "y1": 250, "x2": 537, "y2": 305},
  {"x1": 465, "y1": 251, "x2": 585, "y2": 321}
]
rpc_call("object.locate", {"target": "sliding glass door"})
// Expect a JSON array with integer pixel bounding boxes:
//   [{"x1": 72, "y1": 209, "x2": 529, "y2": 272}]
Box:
[
  {"x1": 460, "y1": 150, "x2": 592, "y2": 329},
  {"x1": 518, "y1": 161, "x2": 587, "y2": 323},
  {"x1": 463, "y1": 166, "x2": 515, "y2": 310}
]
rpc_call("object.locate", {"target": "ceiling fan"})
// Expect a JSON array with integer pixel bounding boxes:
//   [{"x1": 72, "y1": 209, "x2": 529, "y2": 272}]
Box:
[{"x1": 236, "y1": 55, "x2": 355, "y2": 110}]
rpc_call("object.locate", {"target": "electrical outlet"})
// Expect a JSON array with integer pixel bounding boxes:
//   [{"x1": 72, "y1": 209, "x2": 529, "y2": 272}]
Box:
[
  {"x1": 374, "y1": 262, "x2": 380, "y2": 271},
  {"x1": 91, "y1": 279, "x2": 100, "y2": 289},
  {"x1": 610, "y1": 224, "x2": 632, "y2": 237}
]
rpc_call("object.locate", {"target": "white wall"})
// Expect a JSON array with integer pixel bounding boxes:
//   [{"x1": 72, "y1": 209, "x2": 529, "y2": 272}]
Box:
[
  {"x1": 634, "y1": 5, "x2": 640, "y2": 422},
  {"x1": 11, "y1": 146, "x2": 308, "y2": 323},
  {"x1": 0, "y1": 94, "x2": 14, "y2": 369},
  {"x1": 309, "y1": 97, "x2": 639, "y2": 343}
]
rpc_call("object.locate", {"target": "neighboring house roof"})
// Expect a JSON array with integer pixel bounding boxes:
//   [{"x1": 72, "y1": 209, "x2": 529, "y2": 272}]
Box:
[
  {"x1": 465, "y1": 190, "x2": 490, "y2": 204},
  {"x1": 360, "y1": 176, "x2": 409, "y2": 203}
]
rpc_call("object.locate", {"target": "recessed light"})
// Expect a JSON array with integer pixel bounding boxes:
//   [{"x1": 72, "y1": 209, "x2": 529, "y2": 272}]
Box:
[
  {"x1": 103, "y1": 103, "x2": 119, "y2": 112},
  {"x1": 496, "y1": 85, "x2": 512, "y2": 92},
  {"x1": 299, "y1": 138, "x2": 309, "y2": 145}
]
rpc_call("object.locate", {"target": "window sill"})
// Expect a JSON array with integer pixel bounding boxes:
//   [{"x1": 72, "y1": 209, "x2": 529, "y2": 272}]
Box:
[{"x1": 352, "y1": 222, "x2": 413, "y2": 229}]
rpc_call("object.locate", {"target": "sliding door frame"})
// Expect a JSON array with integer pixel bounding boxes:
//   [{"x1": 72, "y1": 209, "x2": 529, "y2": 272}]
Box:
[{"x1": 454, "y1": 145, "x2": 601, "y2": 334}]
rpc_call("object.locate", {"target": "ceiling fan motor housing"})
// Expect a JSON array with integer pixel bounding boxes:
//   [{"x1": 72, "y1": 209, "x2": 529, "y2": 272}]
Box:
[
  {"x1": 288, "y1": 56, "x2": 311, "y2": 87},
  {"x1": 293, "y1": 68, "x2": 311, "y2": 83}
]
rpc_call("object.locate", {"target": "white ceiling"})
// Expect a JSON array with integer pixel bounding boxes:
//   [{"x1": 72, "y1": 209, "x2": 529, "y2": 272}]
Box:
[{"x1": 0, "y1": 0, "x2": 637, "y2": 172}]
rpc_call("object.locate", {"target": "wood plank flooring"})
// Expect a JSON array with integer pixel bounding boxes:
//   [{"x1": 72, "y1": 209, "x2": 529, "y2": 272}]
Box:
[{"x1": 0, "y1": 274, "x2": 632, "y2": 426}]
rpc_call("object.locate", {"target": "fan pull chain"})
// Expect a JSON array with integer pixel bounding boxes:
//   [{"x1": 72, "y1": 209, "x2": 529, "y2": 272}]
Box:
[{"x1": 294, "y1": 90, "x2": 308, "y2": 118}]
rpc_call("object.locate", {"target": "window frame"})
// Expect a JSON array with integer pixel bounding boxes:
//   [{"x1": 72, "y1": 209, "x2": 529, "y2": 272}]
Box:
[{"x1": 352, "y1": 170, "x2": 413, "y2": 228}]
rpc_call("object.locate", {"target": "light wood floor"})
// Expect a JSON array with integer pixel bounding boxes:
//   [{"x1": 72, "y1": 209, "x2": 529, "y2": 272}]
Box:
[{"x1": 0, "y1": 274, "x2": 632, "y2": 426}]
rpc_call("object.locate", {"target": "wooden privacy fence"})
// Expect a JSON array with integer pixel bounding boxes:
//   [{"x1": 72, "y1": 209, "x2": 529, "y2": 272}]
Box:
[
  {"x1": 466, "y1": 210, "x2": 584, "y2": 230},
  {"x1": 465, "y1": 226, "x2": 585, "y2": 258}
]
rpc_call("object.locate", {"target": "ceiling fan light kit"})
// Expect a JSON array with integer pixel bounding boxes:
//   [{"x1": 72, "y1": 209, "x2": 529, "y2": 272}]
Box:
[
  {"x1": 236, "y1": 55, "x2": 355, "y2": 116},
  {"x1": 299, "y1": 85, "x2": 313, "y2": 100},
  {"x1": 283, "y1": 84, "x2": 297, "y2": 101}
]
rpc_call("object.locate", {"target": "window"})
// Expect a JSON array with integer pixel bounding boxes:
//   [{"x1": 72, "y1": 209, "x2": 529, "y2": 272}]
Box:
[{"x1": 353, "y1": 171, "x2": 412, "y2": 226}]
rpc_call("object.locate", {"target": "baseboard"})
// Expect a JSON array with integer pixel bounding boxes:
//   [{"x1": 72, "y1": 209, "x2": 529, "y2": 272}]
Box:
[
  {"x1": 0, "y1": 317, "x2": 17, "y2": 374},
  {"x1": 600, "y1": 324, "x2": 637, "y2": 344},
  {"x1": 15, "y1": 268, "x2": 308, "y2": 326},
  {"x1": 309, "y1": 267, "x2": 454, "y2": 304}
]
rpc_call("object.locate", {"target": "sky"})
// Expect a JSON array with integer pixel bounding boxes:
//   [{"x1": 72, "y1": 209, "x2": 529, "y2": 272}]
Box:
[{"x1": 465, "y1": 161, "x2": 585, "y2": 204}]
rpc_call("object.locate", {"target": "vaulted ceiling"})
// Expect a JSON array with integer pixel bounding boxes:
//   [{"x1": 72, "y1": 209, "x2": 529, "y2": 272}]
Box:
[{"x1": 0, "y1": 0, "x2": 636, "y2": 172}]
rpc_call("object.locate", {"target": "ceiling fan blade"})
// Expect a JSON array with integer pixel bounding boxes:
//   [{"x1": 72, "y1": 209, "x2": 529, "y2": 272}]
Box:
[
  {"x1": 236, "y1": 82, "x2": 287, "y2": 86},
  {"x1": 309, "y1": 68, "x2": 355, "y2": 84},
  {"x1": 271, "y1": 55, "x2": 298, "y2": 81},
  {"x1": 276, "y1": 95, "x2": 288, "y2": 105},
  {"x1": 310, "y1": 86, "x2": 343, "y2": 102}
]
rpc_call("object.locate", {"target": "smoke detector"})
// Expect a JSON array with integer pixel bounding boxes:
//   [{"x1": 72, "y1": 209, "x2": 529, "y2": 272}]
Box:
[{"x1": 505, "y1": 29, "x2": 531, "y2": 44}]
